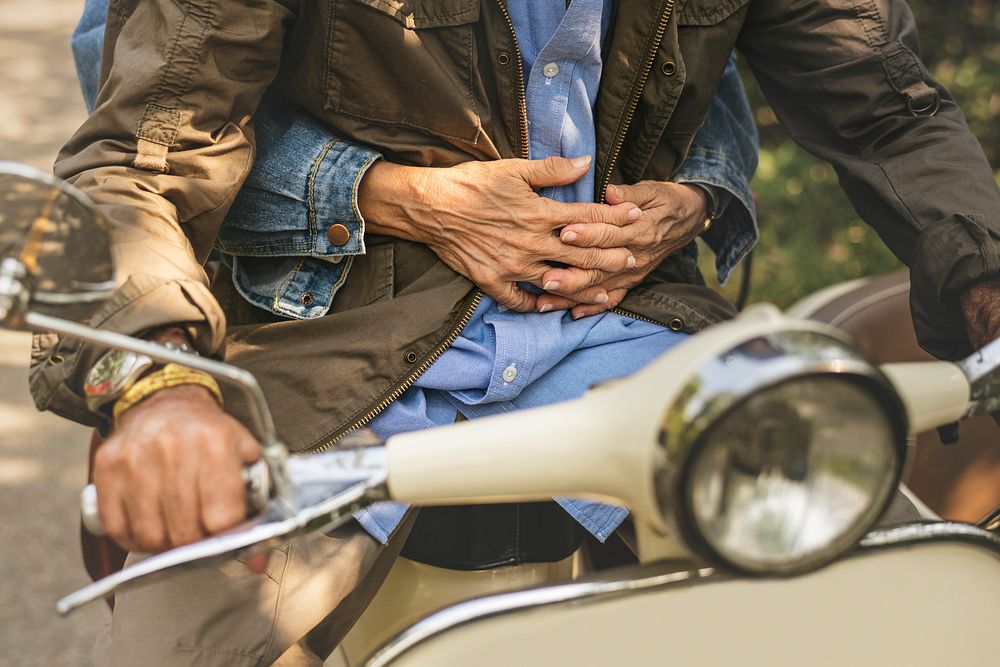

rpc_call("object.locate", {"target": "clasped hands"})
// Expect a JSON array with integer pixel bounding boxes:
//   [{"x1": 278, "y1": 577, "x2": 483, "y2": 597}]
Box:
[{"x1": 359, "y1": 155, "x2": 710, "y2": 318}]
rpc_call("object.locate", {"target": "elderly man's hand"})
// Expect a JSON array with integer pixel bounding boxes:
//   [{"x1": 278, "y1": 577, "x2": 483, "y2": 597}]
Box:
[
  {"x1": 960, "y1": 279, "x2": 1000, "y2": 351},
  {"x1": 93, "y1": 385, "x2": 262, "y2": 561},
  {"x1": 535, "y1": 181, "x2": 709, "y2": 318},
  {"x1": 359, "y1": 157, "x2": 641, "y2": 312}
]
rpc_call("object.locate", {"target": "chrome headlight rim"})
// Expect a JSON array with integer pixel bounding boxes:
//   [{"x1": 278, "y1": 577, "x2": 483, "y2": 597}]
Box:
[{"x1": 655, "y1": 330, "x2": 909, "y2": 577}]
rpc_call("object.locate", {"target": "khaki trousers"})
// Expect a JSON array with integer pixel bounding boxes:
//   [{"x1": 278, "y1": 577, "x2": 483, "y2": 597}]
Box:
[{"x1": 94, "y1": 515, "x2": 414, "y2": 667}]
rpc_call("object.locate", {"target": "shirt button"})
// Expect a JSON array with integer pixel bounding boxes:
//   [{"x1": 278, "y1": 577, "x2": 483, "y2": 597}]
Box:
[
  {"x1": 327, "y1": 224, "x2": 351, "y2": 246},
  {"x1": 300, "y1": 292, "x2": 315, "y2": 306},
  {"x1": 542, "y1": 62, "x2": 560, "y2": 78},
  {"x1": 502, "y1": 364, "x2": 518, "y2": 383}
]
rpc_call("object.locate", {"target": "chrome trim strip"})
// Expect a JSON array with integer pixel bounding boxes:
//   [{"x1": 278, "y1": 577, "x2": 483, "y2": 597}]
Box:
[
  {"x1": 980, "y1": 505, "x2": 1000, "y2": 533},
  {"x1": 859, "y1": 521, "x2": 1000, "y2": 553},
  {"x1": 363, "y1": 521, "x2": 1000, "y2": 667},
  {"x1": 361, "y1": 563, "x2": 720, "y2": 667}
]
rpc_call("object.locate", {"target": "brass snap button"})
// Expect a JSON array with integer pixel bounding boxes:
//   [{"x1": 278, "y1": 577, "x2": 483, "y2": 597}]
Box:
[
  {"x1": 660, "y1": 60, "x2": 677, "y2": 76},
  {"x1": 404, "y1": 350, "x2": 419, "y2": 364},
  {"x1": 668, "y1": 317, "x2": 684, "y2": 331},
  {"x1": 327, "y1": 224, "x2": 351, "y2": 246},
  {"x1": 497, "y1": 52, "x2": 511, "y2": 66},
  {"x1": 300, "y1": 292, "x2": 315, "y2": 306}
]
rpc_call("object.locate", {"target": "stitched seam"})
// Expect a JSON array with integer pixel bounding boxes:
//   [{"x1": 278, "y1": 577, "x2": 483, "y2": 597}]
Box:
[
  {"x1": 256, "y1": 543, "x2": 293, "y2": 666},
  {"x1": 153, "y1": 0, "x2": 216, "y2": 103},
  {"x1": 875, "y1": 161, "x2": 922, "y2": 229},
  {"x1": 849, "y1": 0, "x2": 889, "y2": 50},
  {"x1": 323, "y1": 0, "x2": 338, "y2": 107},
  {"x1": 307, "y1": 139, "x2": 338, "y2": 242},
  {"x1": 360, "y1": 0, "x2": 477, "y2": 24},
  {"x1": 350, "y1": 153, "x2": 381, "y2": 249},
  {"x1": 333, "y1": 106, "x2": 481, "y2": 144},
  {"x1": 177, "y1": 644, "x2": 264, "y2": 659},
  {"x1": 272, "y1": 257, "x2": 306, "y2": 312}
]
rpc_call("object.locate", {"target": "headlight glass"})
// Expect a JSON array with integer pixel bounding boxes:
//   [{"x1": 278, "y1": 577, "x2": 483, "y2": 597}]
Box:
[{"x1": 685, "y1": 376, "x2": 899, "y2": 574}]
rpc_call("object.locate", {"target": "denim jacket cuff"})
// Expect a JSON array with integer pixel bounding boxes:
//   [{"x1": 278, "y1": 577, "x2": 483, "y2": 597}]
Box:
[
  {"x1": 673, "y1": 147, "x2": 758, "y2": 285},
  {"x1": 312, "y1": 143, "x2": 382, "y2": 257}
]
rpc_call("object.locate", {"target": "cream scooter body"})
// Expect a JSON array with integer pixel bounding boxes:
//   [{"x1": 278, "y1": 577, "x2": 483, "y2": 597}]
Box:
[{"x1": 329, "y1": 307, "x2": 989, "y2": 666}]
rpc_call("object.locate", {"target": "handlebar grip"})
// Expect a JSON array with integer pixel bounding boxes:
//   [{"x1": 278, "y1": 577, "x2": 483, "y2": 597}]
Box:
[{"x1": 80, "y1": 459, "x2": 272, "y2": 537}]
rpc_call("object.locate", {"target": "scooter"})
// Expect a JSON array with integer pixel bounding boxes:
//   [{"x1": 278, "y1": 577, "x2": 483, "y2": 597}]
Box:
[{"x1": 1, "y1": 162, "x2": 997, "y2": 666}]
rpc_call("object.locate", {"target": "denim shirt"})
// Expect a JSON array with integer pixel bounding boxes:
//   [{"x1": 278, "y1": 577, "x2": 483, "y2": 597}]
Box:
[{"x1": 73, "y1": 0, "x2": 759, "y2": 321}]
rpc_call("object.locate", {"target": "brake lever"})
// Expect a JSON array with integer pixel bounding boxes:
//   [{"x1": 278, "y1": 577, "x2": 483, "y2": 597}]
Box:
[{"x1": 59, "y1": 443, "x2": 390, "y2": 616}]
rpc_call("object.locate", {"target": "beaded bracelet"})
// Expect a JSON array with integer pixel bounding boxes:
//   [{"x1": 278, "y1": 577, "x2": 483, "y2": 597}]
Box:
[{"x1": 113, "y1": 363, "x2": 224, "y2": 426}]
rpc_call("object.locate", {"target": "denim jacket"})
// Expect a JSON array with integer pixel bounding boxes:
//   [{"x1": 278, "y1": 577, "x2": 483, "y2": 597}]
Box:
[{"x1": 73, "y1": 0, "x2": 758, "y2": 321}]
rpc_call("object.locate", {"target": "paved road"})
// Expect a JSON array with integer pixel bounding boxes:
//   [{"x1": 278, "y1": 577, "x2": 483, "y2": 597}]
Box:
[{"x1": 0, "y1": 1, "x2": 109, "y2": 663}]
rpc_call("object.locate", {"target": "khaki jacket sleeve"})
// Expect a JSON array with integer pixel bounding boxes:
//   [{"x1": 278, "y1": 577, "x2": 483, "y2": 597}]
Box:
[
  {"x1": 30, "y1": 0, "x2": 296, "y2": 425},
  {"x1": 737, "y1": 0, "x2": 1000, "y2": 360}
]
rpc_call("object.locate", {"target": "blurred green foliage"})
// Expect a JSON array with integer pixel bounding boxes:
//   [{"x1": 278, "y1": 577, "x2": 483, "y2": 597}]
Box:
[{"x1": 704, "y1": 0, "x2": 1000, "y2": 308}]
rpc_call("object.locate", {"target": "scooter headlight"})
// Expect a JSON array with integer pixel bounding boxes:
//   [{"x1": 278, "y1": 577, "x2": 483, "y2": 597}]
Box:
[{"x1": 656, "y1": 331, "x2": 907, "y2": 576}]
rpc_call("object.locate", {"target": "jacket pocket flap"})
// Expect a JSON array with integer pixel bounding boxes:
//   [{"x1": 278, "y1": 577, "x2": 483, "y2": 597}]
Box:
[
  {"x1": 677, "y1": 0, "x2": 748, "y2": 26},
  {"x1": 348, "y1": 0, "x2": 479, "y2": 28}
]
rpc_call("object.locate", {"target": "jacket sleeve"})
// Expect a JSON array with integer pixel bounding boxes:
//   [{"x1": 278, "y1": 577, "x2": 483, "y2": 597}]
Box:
[
  {"x1": 672, "y1": 53, "x2": 760, "y2": 285},
  {"x1": 30, "y1": 0, "x2": 297, "y2": 425},
  {"x1": 737, "y1": 0, "x2": 1000, "y2": 360}
]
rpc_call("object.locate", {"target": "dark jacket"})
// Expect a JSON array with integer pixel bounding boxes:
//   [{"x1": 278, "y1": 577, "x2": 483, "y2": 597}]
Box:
[{"x1": 32, "y1": 0, "x2": 1000, "y2": 452}]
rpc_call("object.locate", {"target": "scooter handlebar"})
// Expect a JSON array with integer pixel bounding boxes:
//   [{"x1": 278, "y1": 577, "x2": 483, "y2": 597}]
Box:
[{"x1": 79, "y1": 459, "x2": 272, "y2": 537}]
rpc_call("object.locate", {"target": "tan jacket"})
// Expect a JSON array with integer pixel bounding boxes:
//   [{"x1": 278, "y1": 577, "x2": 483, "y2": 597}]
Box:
[{"x1": 31, "y1": 0, "x2": 1000, "y2": 452}]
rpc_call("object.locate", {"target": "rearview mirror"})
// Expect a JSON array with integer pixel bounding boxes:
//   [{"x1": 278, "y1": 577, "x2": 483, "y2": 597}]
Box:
[{"x1": 0, "y1": 162, "x2": 115, "y2": 328}]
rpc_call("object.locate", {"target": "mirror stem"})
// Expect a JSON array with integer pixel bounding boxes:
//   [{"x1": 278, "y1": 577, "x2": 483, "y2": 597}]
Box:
[{"x1": 23, "y1": 310, "x2": 298, "y2": 514}]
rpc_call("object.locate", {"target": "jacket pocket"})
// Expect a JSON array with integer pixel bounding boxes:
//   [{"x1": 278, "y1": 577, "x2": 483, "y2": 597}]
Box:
[
  {"x1": 677, "y1": 0, "x2": 748, "y2": 25},
  {"x1": 324, "y1": 0, "x2": 483, "y2": 143}
]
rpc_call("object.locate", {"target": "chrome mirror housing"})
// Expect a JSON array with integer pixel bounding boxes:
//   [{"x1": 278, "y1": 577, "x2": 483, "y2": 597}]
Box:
[{"x1": 0, "y1": 162, "x2": 115, "y2": 327}]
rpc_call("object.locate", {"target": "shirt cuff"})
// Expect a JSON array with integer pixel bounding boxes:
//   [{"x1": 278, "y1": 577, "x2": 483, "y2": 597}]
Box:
[{"x1": 675, "y1": 180, "x2": 757, "y2": 285}]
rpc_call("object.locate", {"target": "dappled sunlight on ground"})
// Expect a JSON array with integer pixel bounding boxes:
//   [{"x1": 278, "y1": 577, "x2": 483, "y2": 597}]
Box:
[{"x1": 0, "y1": 1, "x2": 110, "y2": 662}]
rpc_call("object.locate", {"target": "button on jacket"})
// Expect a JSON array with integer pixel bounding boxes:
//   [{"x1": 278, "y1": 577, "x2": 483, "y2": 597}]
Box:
[{"x1": 33, "y1": 0, "x2": 1000, "y2": 459}]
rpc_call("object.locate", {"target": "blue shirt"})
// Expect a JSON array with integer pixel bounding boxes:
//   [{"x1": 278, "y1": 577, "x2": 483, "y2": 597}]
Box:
[{"x1": 356, "y1": 0, "x2": 686, "y2": 544}]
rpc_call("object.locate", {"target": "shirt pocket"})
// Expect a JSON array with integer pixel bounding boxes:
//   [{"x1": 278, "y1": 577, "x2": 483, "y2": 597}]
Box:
[{"x1": 323, "y1": 0, "x2": 483, "y2": 143}]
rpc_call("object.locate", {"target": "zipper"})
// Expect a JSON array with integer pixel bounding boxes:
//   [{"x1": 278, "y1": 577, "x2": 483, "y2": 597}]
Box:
[
  {"x1": 306, "y1": 5, "x2": 673, "y2": 452},
  {"x1": 305, "y1": 291, "x2": 483, "y2": 453},
  {"x1": 307, "y1": 0, "x2": 531, "y2": 453},
  {"x1": 596, "y1": 0, "x2": 676, "y2": 203},
  {"x1": 495, "y1": 0, "x2": 530, "y2": 160},
  {"x1": 599, "y1": 0, "x2": 677, "y2": 329},
  {"x1": 611, "y1": 306, "x2": 665, "y2": 327}
]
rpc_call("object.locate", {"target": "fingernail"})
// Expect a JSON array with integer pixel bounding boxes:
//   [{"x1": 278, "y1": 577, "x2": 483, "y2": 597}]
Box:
[
  {"x1": 607, "y1": 184, "x2": 618, "y2": 199},
  {"x1": 570, "y1": 155, "x2": 592, "y2": 169},
  {"x1": 594, "y1": 292, "x2": 609, "y2": 304},
  {"x1": 628, "y1": 207, "x2": 641, "y2": 220},
  {"x1": 539, "y1": 304, "x2": 554, "y2": 313},
  {"x1": 572, "y1": 311, "x2": 585, "y2": 320},
  {"x1": 562, "y1": 230, "x2": 578, "y2": 243},
  {"x1": 543, "y1": 280, "x2": 560, "y2": 291},
  {"x1": 626, "y1": 256, "x2": 636, "y2": 269}
]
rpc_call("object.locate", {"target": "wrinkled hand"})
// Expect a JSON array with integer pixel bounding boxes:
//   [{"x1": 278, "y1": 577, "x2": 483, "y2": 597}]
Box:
[
  {"x1": 94, "y1": 384, "x2": 267, "y2": 570},
  {"x1": 960, "y1": 279, "x2": 1000, "y2": 350},
  {"x1": 360, "y1": 157, "x2": 641, "y2": 311},
  {"x1": 536, "y1": 181, "x2": 709, "y2": 318}
]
